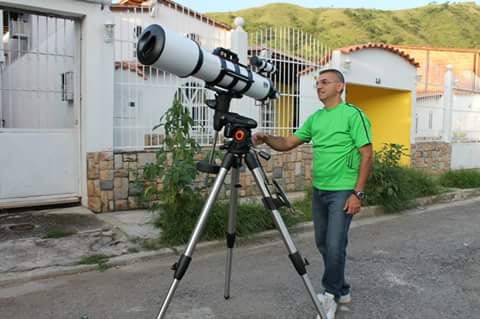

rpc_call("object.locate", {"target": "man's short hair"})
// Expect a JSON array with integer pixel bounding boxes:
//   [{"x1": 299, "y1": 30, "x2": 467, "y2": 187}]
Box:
[{"x1": 318, "y1": 68, "x2": 345, "y2": 83}]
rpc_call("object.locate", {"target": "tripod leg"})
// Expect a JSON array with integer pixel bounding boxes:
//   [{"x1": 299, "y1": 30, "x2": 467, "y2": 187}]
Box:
[
  {"x1": 156, "y1": 153, "x2": 234, "y2": 319},
  {"x1": 244, "y1": 153, "x2": 327, "y2": 319},
  {"x1": 224, "y1": 165, "x2": 240, "y2": 299}
]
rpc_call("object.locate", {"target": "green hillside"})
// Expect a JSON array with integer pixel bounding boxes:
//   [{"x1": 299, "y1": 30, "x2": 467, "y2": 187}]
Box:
[{"x1": 207, "y1": 2, "x2": 480, "y2": 49}]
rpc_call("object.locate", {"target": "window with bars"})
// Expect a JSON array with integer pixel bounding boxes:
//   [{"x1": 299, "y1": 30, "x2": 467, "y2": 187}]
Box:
[
  {"x1": 175, "y1": 82, "x2": 208, "y2": 132},
  {"x1": 4, "y1": 11, "x2": 32, "y2": 61}
]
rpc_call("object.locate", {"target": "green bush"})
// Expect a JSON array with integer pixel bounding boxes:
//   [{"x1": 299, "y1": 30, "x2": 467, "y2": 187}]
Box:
[
  {"x1": 364, "y1": 144, "x2": 439, "y2": 212},
  {"x1": 439, "y1": 169, "x2": 480, "y2": 188},
  {"x1": 155, "y1": 199, "x2": 305, "y2": 246},
  {"x1": 142, "y1": 97, "x2": 304, "y2": 246},
  {"x1": 141, "y1": 97, "x2": 202, "y2": 243},
  {"x1": 402, "y1": 167, "x2": 440, "y2": 198}
]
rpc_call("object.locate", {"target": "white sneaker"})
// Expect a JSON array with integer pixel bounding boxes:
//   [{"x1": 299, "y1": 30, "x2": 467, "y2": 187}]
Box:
[
  {"x1": 338, "y1": 292, "x2": 352, "y2": 304},
  {"x1": 315, "y1": 292, "x2": 337, "y2": 319},
  {"x1": 316, "y1": 293, "x2": 326, "y2": 304},
  {"x1": 324, "y1": 293, "x2": 337, "y2": 319}
]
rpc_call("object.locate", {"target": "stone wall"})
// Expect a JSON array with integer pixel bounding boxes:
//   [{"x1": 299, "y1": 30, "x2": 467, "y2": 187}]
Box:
[
  {"x1": 87, "y1": 145, "x2": 313, "y2": 213},
  {"x1": 411, "y1": 141, "x2": 452, "y2": 173}
]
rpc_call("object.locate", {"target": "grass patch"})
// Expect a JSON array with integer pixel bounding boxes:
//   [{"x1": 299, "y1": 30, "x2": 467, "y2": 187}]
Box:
[
  {"x1": 42, "y1": 228, "x2": 76, "y2": 239},
  {"x1": 154, "y1": 197, "x2": 309, "y2": 246},
  {"x1": 77, "y1": 254, "x2": 110, "y2": 271},
  {"x1": 438, "y1": 169, "x2": 480, "y2": 188},
  {"x1": 290, "y1": 188, "x2": 312, "y2": 221},
  {"x1": 364, "y1": 164, "x2": 440, "y2": 212}
]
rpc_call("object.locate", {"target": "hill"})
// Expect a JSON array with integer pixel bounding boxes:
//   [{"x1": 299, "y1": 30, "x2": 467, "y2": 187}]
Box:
[{"x1": 207, "y1": 2, "x2": 480, "y2": 49}]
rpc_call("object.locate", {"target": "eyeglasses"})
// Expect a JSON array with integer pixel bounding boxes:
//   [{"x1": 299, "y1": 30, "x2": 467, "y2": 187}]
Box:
[{"x1": 315, "y1": 79, "x2": 340, "y2": 87}]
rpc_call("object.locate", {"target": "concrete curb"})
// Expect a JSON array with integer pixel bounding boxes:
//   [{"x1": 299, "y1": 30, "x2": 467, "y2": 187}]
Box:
[{"x1": 1, "y1": 188, "x2": 479, "y2": 287}]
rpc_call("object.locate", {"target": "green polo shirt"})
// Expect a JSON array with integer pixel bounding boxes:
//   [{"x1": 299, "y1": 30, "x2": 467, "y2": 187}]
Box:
[{"x1": 294, "y1": 102, "x2": 372, "y2": 190}]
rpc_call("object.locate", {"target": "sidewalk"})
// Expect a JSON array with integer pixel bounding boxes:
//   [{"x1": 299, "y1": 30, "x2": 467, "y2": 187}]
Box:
[{"x1": 1, "y1": 188, "x2": 479, "y2": 286}]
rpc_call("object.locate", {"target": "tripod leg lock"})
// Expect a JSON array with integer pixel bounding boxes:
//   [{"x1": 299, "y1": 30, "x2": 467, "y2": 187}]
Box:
[
  {"x1": 172, "y1": 254, "x2": 192, "y2": 280},
  {"x1": 288, "y1": 251, "x2": 307, "y2": 276}
]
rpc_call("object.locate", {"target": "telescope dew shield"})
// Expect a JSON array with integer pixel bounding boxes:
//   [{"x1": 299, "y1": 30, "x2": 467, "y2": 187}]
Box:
[{"x1": 137, "y1": 24, "x2": 277, "y2": 101}]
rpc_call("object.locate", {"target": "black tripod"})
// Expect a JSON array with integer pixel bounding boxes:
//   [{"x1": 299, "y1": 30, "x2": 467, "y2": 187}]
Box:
[{"x1": 155, "y1": 93, "x2": 327, "y2": 319}]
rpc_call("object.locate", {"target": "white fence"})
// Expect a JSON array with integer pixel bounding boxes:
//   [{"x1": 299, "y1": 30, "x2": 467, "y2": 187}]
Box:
[
  {"x1": 451, "y1": 88, "x2": 480, "y2": 142},
  {"x1": 415, "y1": 85, "x2": 444, "y2": 139},
  {"x1": 112, "y1": 4, "x2": 329, "y2": 150},
  {"x1": 415, "y1": 67, "x2": 480, "y2": 169},
  {"x1": 415, "y1": 68, "x2": 480, "y2": 142}
]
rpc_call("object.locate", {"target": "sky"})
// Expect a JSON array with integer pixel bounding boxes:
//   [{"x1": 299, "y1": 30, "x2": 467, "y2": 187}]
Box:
[{"x1": 171, "y1": 0, "x2": 480, "y2": 13}]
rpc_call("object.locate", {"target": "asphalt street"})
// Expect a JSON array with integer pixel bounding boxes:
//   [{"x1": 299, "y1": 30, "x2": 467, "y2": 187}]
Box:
[{"x1": 1, "y1": 198, "x2": 479, "y2": 319}]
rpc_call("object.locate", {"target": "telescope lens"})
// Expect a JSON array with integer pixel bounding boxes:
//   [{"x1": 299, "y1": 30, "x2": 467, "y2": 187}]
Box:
[{"x1": 137, "y1": 25, "x2": 166, "y2": 66}]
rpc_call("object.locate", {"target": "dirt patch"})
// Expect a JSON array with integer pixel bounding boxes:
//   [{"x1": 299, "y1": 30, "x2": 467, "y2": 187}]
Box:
[{"x1": 0, "y1": 211, "x2": 107, "y2": 241}]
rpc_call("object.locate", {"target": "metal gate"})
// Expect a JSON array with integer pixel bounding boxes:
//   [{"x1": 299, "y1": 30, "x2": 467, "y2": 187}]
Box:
[
  {"x1": 249, "y1": 28, "x2": 330, "y2": 136},
  {"x1": 0, "y1": 9, "x2": 81, "y2": 207}
]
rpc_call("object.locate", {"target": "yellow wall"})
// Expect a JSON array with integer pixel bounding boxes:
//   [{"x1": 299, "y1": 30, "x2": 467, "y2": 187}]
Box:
[
  {"x1": 346, "y1": 84, "x2": 412, "y2": 165},
  {"x1": 275, "y1": 83, "x2": 294, "y2": 137}
]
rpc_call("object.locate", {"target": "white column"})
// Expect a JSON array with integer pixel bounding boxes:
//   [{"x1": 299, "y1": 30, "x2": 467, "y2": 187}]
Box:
[
  {"x1": 230, "y1": 17, "x2": 248, "y2": 65},
  {"x1": 81, "y1": 7, "x2": 115, "y2": 152},
  {"x1": 442, "y1": 65, "x2": 454, "y2": 143},
  {"x1": 410, "y1": 72, "x2": 419, "y2": 145},
  {"x1": 229, "y1": 17, "x2": 257, "y2": 122}
]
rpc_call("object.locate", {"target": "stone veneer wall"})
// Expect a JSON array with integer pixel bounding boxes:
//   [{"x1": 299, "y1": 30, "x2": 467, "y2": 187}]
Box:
[
  {"x1": 87, "y1": 144, "x2": 313, "y2": 213},
  {"x1": 411, "y1": 141, "x2": 452, "y2": 173}
]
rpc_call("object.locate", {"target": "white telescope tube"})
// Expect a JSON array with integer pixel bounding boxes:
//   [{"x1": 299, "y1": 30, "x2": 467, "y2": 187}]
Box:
[{"x1": 137, "y1": 24, "x2": 277, "y2": 101}]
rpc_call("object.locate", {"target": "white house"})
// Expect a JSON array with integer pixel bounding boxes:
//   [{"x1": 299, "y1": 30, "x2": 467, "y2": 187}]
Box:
[
  {"x1": 0, "y1": 0, "x2": 239, "y2": 210},
  {"x1": 0, "y1": 0, "x2": 116, "y2": 209},
  {"x1": 0, "y1": 0, "x2": 335, "y2": 212},
  {"x1": 299, "y1": 43, "x2": 419, "y2": 165}
]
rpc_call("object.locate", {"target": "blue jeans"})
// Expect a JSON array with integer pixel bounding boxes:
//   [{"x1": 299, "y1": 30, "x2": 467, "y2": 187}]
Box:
[{"x1": 312, "y1": 188, "x2": 353, "y2": 298}]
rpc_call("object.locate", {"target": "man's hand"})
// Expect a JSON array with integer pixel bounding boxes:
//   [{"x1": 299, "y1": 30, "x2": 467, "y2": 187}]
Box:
[
  {"x1": 252, "y1": 132, "x2": 268, "y2": 146},
  {"x1": 343, "y1": 194, "x2": 361, "y2": 215}
]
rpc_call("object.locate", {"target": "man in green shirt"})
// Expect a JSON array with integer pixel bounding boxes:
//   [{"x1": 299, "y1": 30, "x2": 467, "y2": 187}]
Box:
[{"x1": 253, "y1": 68, "x2": 373, "y2": 319}]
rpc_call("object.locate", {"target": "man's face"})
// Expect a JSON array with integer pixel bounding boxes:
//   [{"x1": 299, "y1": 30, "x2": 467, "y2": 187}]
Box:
[{"x1": 315, "y1": 72, "x2": 344, "y2": 102}]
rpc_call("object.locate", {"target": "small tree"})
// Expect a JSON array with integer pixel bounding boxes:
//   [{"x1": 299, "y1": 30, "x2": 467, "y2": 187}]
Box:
[{"x1": 142, "y1": 98, "x2": 204, "y2": 244}]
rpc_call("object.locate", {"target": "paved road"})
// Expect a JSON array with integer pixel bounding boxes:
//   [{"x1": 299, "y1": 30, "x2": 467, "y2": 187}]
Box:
[{"x1": 1, "y1": 199, "x2": 479, "y2": 319}]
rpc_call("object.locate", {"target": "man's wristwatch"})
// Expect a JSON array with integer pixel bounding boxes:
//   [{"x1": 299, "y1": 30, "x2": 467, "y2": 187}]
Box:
[{"x1": 353, "y1": 190, "x2": 365, "y2": 200}]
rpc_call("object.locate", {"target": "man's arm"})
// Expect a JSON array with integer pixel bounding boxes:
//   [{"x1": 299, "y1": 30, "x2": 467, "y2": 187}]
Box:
[
  {"x1": 354, "y1": 144, "x2": 373, "y2": 192},
  {"x1": 252, "y1": 133, "x2": 304, "y2": 152},
  {"x1": 344, "y1": 144, "x2": 373, "y2": 215}
]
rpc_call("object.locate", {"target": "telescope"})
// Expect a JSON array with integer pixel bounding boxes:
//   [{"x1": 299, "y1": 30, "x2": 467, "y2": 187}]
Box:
[
  {"x1": 136, "y1": 24, "x2": 278, "y2": 101},
  {"x1": 136, "y1": 23, "x2": 329, "y2": 319}
]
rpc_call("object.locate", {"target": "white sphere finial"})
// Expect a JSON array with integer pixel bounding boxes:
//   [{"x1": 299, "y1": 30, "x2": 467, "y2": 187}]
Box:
[
  {"x1": 446, "y1": 64, "x2": 453, "y2": 70},
  {"x1": 234, "y1": 17, "x2": 245, "y2": 30}
]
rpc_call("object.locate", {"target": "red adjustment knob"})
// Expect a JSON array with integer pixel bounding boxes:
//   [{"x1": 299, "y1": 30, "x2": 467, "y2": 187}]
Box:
[{"x1": 234, "y1": 129, "x2": 247, "y2": 142}]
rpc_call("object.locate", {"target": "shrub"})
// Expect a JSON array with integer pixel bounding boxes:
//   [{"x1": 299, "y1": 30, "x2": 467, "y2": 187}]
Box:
[
  {"x1": 365, "y1": 144, "x2": 439, "y2": 212},
  {"x1": 141, "y1": 98, "x2": 303, "y2": 246},
  {"x1": 142, "y1": 98, "x2": 203, "y2": 244},
  {"x1": 439, "y1": 169, "x2": 480, "y2": 188},
  {"x1": 156, "y1": 199, "x2": 304, "y2": 246}
]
